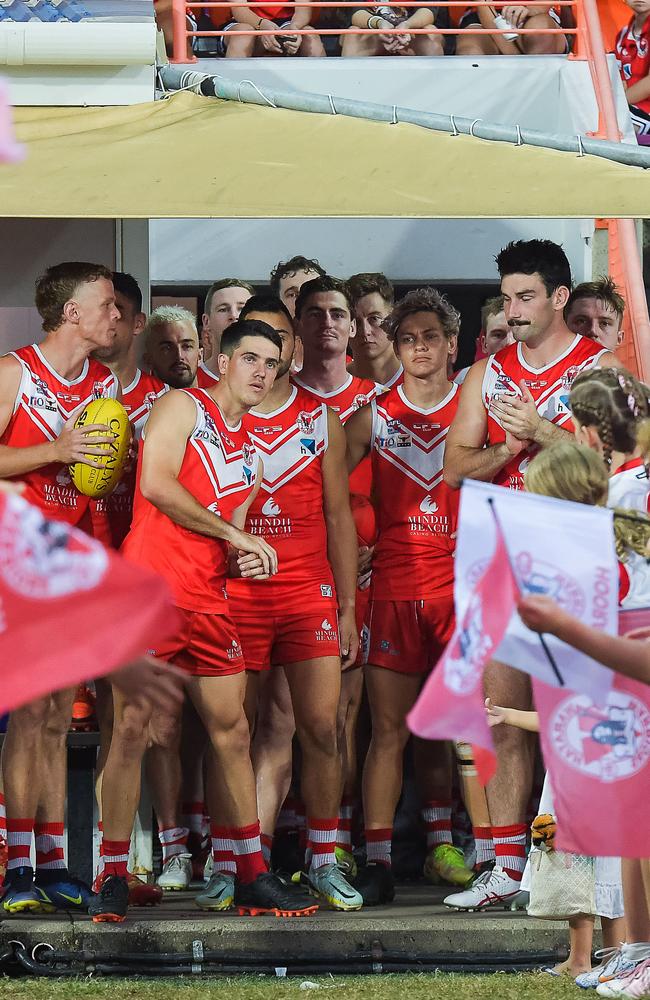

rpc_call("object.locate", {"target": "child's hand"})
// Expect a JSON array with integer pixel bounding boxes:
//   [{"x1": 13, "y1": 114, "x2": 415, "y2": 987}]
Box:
[{"x1": 485, "y1": 697, "x2": 508, "y2": 727}]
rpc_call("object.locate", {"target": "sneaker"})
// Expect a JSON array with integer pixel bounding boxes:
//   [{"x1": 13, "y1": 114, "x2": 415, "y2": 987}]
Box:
[
  {"x1": 621, "y1": 960, "x2": 650, "y2": 999},
  {"x1": 424, "y1": 843, "x2": 474, "y2": 888},
  {"x1": 88, "y1": 874, "x2": 129, "y2": 923},
  {"x1": 203, "y1": 854, "x2": 214, "y2": 883},
  {"x1": 195, "y1": 871, "x2": 235, "y2": 911},
  {"x1": 597, "y1": 961, "x2": 650, "y2": 998},
  {"x1": 127, "y1": 874, "x2": 163, "y2": 907},
  {"x1": 443, "y1": 865, "x2": 523, "y2": 911},
  {"x1": 335, "y1": 847, "x2": 357, "y2": 879},
  {"x1": 34, "y1": 874, "x2": 93, "y2": 912},
  {"x1": 576, "y1": 948, "x2": 637, "y2": 990},
  {"x1": 157, "y1": 853, "x2": 192, "y2": 891},
  {"x1": 1, "y1": 866, "x2": 43, "y2": 914},
  {"x1": 70, "y1": 683, "x2": 97, "y2": 732},
  {"x1": 308, "y1": 862, "x2": 363, "y2": 911},
  {"x1": 235, "y1": 871, "x2": 318, "y2": 916},
  {"x1": 353, "y1": 862, "x2": 395, "y2": 906},
  {"x1": 472, "y1": 859, "x2": 495, "y2": 879}
]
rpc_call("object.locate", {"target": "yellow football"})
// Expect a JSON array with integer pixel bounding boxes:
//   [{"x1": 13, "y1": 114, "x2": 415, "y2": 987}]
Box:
[{"x1": 69, "y1": 397, "x2": 132, "y2": 499}]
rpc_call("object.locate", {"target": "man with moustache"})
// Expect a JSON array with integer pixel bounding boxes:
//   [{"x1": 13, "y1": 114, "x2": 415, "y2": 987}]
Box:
[{"x1": 443, "y1": 239, "x2": 618, "y2": 911}]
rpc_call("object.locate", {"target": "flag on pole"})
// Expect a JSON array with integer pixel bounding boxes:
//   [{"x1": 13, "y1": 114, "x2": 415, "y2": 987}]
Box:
[
  {"x1": 0, "y1": 491, "x2": 178, "y2": 714},
  {"x1": 408, "y1": 518, "x2": 520, "y2": 784},
  {"x1": 455, "y1": 480, "x2": 618, "y2": 700},
  {"x1": 534, "y1": 672, "x2": 650, "y2": 858}
]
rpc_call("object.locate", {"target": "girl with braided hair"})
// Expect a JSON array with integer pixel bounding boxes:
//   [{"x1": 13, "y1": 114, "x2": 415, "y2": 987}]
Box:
[{"x1": 569, "y1": 368, "x2": 650, "y2": 514}]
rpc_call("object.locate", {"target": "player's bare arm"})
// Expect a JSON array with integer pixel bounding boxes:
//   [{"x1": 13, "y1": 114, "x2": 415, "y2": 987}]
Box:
[
  {"x1": 140, "y1": 391, "x2": 277, "y2": 574},
  {"x1": 344, "y1": 402, "x2": 373, "y2": 474},
  {"x1": 232, "y1": 459, "x2": 279, "y2": 580},
  {"x1": 324, "y1": 408, "x2": 359, "y2": 669},
  {"x1": 443, "y1": 359, "x2": 524, "y2": 489},
  {"x1": 0, "y1": 356, "x2": 115, "y2": 476}
]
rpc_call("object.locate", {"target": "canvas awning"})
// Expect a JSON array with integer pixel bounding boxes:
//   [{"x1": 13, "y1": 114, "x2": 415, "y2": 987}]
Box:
[{"x1": 1, "y1": 90, "x2": 648, "y2": 218}]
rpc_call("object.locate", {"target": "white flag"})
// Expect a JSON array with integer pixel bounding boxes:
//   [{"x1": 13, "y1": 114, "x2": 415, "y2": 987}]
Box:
[{"x1": 455, "y1": 480, "x2": 617, "y2": 700}]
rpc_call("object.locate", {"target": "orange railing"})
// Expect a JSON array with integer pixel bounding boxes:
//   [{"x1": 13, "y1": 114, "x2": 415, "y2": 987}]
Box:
[{"x1": 169, "y1": 0, "x2": 649, "y2": 379}]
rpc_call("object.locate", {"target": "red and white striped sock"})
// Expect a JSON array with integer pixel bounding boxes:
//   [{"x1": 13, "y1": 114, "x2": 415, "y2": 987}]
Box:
[
  {"x1": 421, "y1": 800, "x2": 452, "y2": 850},
  {"x1": 210, "y1": 824, "x2": 237, "y2": 875},
  {"x1": 276, "y1": 795, "x2": 299, "y2": 833},
  {"x1": 473, "y1": 826, "x2": 495, "y2": 866},
  {"x1": 307, "y1": 818, "x2": 337, "y2": 872},
  {"x1": 336, "y1": 796, "x2": 354, "y2": 853},
  {"x1": 231, "y1": 821, "x2": 267, "y2": 884},
  {"x1": 365, "y1": 828, "x2": 392, "y2": 868},
  {"x1": 7, "y1": 818, "x2": 33, "y2": 871},
  {"x1": 34, "y1": 821, "x2": 66, "y2": 873},
  {"x1": 261, "y1": 832, "x2": 273, "y2": 867},
  {"x1": 181, "y1": 801, "x2": 205, "y2": 838},
  {"x1": 0, "y1": 792, "x2": 6, "y2": 843},
  {"x1": 102, "y1": 839, "x2": 130, "y2": 879},
  {"x1": 492, "y1": 823, "x2": 527, "y2": 880},
  {"x1": 158, "y1": 825, "x2": 189, "y2": 864}
]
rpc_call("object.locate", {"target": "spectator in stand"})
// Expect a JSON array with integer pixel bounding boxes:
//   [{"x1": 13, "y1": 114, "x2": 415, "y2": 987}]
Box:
[
  {"x1": 455, "y1": 4, "x2": 569, "y2": 55},
  {"x1": 615, "y1": 0, "x2": 650, "y2": 143},
  {"x1": 190, "y1": 5, "x2": 253, "y2": 57},
  {"x1": 225, "y1": 0, "x2": 325, "y2": 56},
  {"x1": 269, "y1": 255, "x2": 327, "y2": 318},
  {"x1": 565, "y1": 277, "x2": 625, "y2": 353},
  {"x1": 454, "y1": 295, "x2": 514, "y2": 384},
  {"x1": 341, "y1": 3, "x2": 444, "y2": 55}
]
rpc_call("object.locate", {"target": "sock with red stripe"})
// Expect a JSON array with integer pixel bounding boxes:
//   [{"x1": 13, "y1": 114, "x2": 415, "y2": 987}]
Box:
[
  {"x1": 7, "y1": 818, "x2": 33, "y2": 871},
  {"x1": 231, "y1": 821, "x2": 267, "y2": 884},
  {"x1": 102, "y1": 839, "x2": 130, "y2": 879},
  {"x1": 261, "y1": 832, "x2": 273, "y2": 867},
  {"x1": 0, "y1": 792, "x2": 6, "y2": 843},
  {"x1": 492, "y1": 823, "x2": 527, "y2": 880},
  {"x1": 307, "y1": 818, "x2": 337, "y2": 872},
  {"x1": 158, "y1": 825, "x2": 189, "y2": 864},
  {"x1": 181, "y1": 801, "x2": 205, "y2": 837},
  {"x1": 210, "y1": 824, "x2": 237, "y2": 875},
  {"x1": 336, "y1": 796, "x2": 354, "y2": 853},
  {"x1": 421, "y1": 799, "x2": 452, "y2": 850},
  {"x1": 365, "y1": 828, "x2": 392, "y2": 868},
  {"x1": 34, "y1": 821, "x2": 67, "y2": 882},
  {"x1": 473, "y1": 826, "x2": 495, "y2": 865}
]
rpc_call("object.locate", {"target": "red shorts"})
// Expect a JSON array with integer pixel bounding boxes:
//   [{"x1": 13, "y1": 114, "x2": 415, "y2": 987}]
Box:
[
  {"x1": 353, "y1": 584, "x2": 370, "y2": 668},
  {"x1": 148, "y1": 608, "x2": 245, "y2": 677},
  {"x1": 233, "y1": 610, "x2": 340, "y2": 673},
  {"x1": 362, "y1": 596, "x2": 455, "y2": 675}
]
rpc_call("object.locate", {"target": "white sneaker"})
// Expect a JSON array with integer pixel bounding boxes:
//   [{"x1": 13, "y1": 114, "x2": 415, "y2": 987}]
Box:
[
  {"x1": 203, "y1": 854, "x2": 213, "y2": 883},
  {"x1": 597, "y1": 964, "x2": 648, "y2": 998},
  {"x1": 621, "y1": 959, "x2": 650, "y2": 999},
  {"x1": 576, "y1": 947, "x2": 635, "y2": 990},
  {"x1": 443, "y1": 865, "x2": 522, "y2": 911},
  {"x1": 157, "y1": 853, "x2": 193, "y2": 891}
]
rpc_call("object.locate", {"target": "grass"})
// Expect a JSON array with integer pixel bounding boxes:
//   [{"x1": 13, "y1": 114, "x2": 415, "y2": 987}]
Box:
[{"x1": 2, "y1": 974, "x2": 581, "y2": 1000}]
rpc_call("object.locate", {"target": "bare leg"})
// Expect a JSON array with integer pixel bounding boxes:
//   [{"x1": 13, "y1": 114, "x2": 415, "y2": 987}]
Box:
[
  {"x1": 100, "y1": 688, "x2": 153, "y2": 842},
  {"x1": 147, "y1": 706, "x2": 184, "y2": 831},
  {"x1": 284, "y1": 657, "x2": 341, "y2": 818},
  {"x1": 483, "y1": 661, "x2": 535, "y2": 824},
  {"x1": 337, "y1": 668, "x2": 364, "y2": 801},
  {"x1": 341, "y1": 32, "x2": 384, "y2": 56},
  {"x1": 251, "y1": 666, "x2": 296, "y2": 837},
  {"x1": 2, "y1": 698, "x2": 50, "y2": 822},
  {"x1": 412, "y1": 33, "x2": 444, "y2": 55},
  {"x1": 622, "y1": 858, "x2": 650, "y2": 941},
  {"x1": 94, "y1": 678, "x2": 113, "y2": 822},
  {"x1": 413, "y1": 738, "x2": 453, "y2": 802},
  {"x1": 225, "y1": 27, "x2": 256, "y2": 58},
  {"x1": 552, "y1": 915, "x2": 595, "y2": 977},
  {"x1": 520, "y1": 13, "x2": 566, "y2": 54},
  {"x1": 602, "y1": 915, "x2": 627, "y2": 950},
  {"x1": 36, "y1": 687, "x2": 76, "y2": 826}
]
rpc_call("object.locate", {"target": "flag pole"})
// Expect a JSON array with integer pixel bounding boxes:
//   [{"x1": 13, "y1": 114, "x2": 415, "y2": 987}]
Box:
[{"x1": 487, "y1": 497, "x2": 565, "y2": 687}]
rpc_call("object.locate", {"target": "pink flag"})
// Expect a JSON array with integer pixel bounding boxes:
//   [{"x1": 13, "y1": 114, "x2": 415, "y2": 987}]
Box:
[
  {"x1": 0, "y1": 491, "x2": 178, "y2": 714},
  {"x1": 408, "y1": 521, "x2": 520, "y2": 785},
  {"x1": 534, "y1": 673, "x2": 650, "y2": 858},
  {"x1": 0, "y1": 79, "x2": 24, "y2": 165}
]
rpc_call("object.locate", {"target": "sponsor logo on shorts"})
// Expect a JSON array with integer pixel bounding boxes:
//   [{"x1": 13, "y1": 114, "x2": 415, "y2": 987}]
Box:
[
  {"x1": 380, "y1": 639, "x2": 390, "y2": 651},
  {"x1": 320, "y1": 584, "x2": 333, "y2": 598},
  {"x1": 227, "y1": 638, "x2": 243, "y2": 661},
  {"x1": 316, "y1": 618, "x2": 337, "y2": 641},
  {"x1": 549, "y1": 692, "x2": 650, "y2": 782}
]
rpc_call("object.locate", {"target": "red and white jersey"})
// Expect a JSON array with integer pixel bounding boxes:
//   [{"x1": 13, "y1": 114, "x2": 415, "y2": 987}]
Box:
[
  {"x1": 370, "y1": 382, "x2": 460, "y2": 601},
  {"x1": 123, "y1": 388, "x2": 259, "y2": 613},
  {"x1": 228, "y1": 385, "x2": 337, "y2": 614},
  {"x1": 293, "y1": 372, "x2": 378, "y2": 544},
  {"x1": 482, "y1": 335, "x2": 607, "y2": 491},
  {"x1": 1, "y1": 345, "x2": 117, "y2": 527},
  {"x1": 196, "y1": 362, "x2": 219, "y2": 389},
  {"x1": 102, "y1": 370, "x2": 168, "y2": 548},
  {"x1": 608, "y1": 457, "x2": 650, "y2": 514},
  {"x1": 615, "y1": 15, "x2": 650, "y2": 116}
]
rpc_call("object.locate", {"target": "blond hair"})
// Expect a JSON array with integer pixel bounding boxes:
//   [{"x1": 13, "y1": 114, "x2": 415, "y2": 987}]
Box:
[
  {"x1": 524, "y1": 441, "x2": 609, "y2": 507},
  {"x1": 612, "y1": 508, "x2": 650, "y2": 562}
]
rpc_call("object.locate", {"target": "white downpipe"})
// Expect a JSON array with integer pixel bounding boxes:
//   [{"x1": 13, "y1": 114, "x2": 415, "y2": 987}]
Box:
[{"x1": 0, "y1": 23, "x2": 156, "y2": 67}]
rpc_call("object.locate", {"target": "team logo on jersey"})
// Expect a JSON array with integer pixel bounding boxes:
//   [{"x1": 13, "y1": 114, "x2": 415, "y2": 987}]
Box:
[
  {"x1": 208, "y1": 501, "x2": 221, "y2": 515},
  {"x1": 420, "y1": 495, "x2": 439, "y2": 514},
  {"x1": 262, "y1": 497, "x2": 281, "y2": 517},
  {"x1": 320, "y1": 584, "x2": 333, "y2": 598},
  {"x1": 243, "y1": 443, "x2": 256, "y2": 467},
  {"x1": 316, "y1": 618, "x2": 337, "y2": 641},
  {"x1": 467, "y1": 551, "x2": 585, "y2": 616},
  {"x1": 0, "y1": 494, "x2": 108, "y2": 599},
  {"x1": 443, "y1": 593, "x2": 492, "y2": 695},
  {"x1": 92, "y1": 381, "x2": 108, "y2": 400},
  {"x1": 300, "y1": 438, "x2": 316, "y2": 456},
  {"x1": 549, "y1": 692, "x2": 650, "y2": 782},
  {"x1": 561, "y1": 364, "x2": 583, "y2": 390},
  {"x1": 297, "y1": 411, "x2": 316, "y2": 435},
  {"x1": 353, "y1": 394, "x2": 372, "y2": 411},
  {"x1": 144, "y1": 392, "x2": 159, "y2": 411}
]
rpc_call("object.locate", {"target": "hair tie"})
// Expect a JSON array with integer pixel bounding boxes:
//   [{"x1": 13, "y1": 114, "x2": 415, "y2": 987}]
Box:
[{"x1": 617, "y1": 372, "x2": 641, "y2": 418}]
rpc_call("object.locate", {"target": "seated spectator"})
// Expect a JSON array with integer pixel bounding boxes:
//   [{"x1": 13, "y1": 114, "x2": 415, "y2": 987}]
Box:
[
  {"x1": 190, "y1": 6, "x2": 251, "y2": 57},
  {"x1": 226, "y1": 1, "x2": 325, "y2": 56},
  {"x1": 455, "y1": 4, "x2": 569, "y2": 56},
  {"x1": 615, "y1": 0, "x2": 650, "y2": 143},
  {"x1": 565, "y1": 277, "x2": 625, "y2": 352},
  {"x1": 341, "y1": 3, "x2": 444, "y2": 55}
]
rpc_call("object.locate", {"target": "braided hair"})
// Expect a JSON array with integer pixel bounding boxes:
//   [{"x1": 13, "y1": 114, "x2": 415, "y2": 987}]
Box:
[{"x1": 569, "y1": 368, "x2": 650, "y2": 469}]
